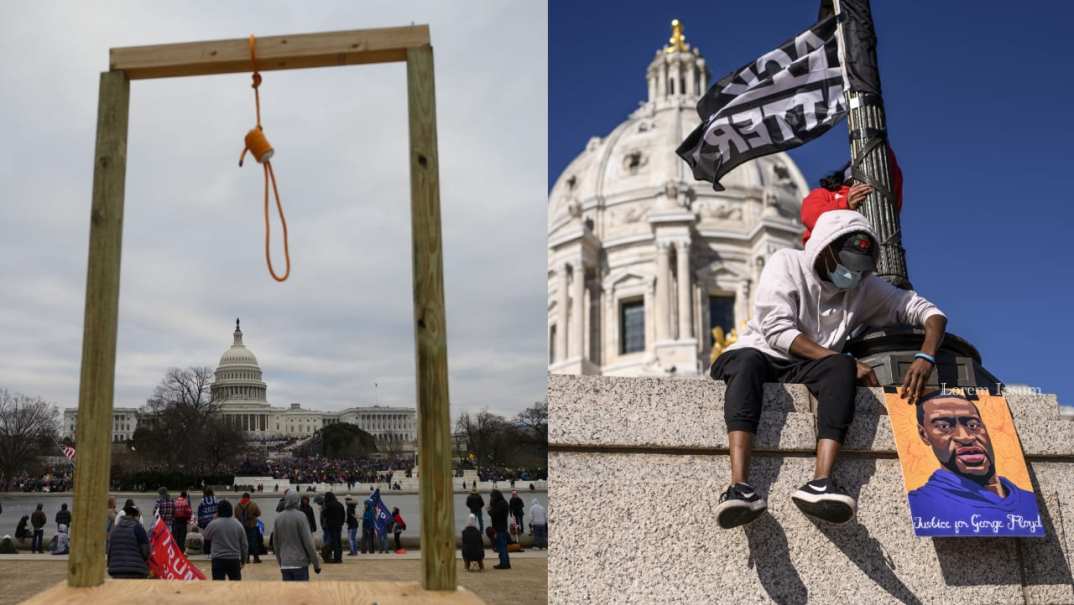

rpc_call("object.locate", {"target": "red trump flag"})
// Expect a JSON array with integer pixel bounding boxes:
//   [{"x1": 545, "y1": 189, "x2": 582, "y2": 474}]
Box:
[{"x1": 148, "y1": 516, "x2": 206, "y2": 580}]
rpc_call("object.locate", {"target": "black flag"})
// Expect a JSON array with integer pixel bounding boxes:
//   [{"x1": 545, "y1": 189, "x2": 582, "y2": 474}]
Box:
[{"x1": 677, "y1": 16, "x2": 847, "y2": 191}]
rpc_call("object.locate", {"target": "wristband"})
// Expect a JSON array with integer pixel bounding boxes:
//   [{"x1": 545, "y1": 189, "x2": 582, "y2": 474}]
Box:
[{"x1": 913, "y1": 352, "x2": 936, "y2": 365}]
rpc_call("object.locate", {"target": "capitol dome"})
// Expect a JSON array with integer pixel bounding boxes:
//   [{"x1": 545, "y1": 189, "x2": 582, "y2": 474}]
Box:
[
  {"x1": 212, "y1": 319, "x2": 268, "y2": 405},
  {"x1": 548, "y1": 20, "x2": 809, "y2": 377}
]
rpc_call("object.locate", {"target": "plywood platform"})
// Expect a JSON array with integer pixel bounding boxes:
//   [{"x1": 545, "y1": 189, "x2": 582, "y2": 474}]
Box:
[{"x1": 20, "y1": 580, "x2": 486, "y2": 605}]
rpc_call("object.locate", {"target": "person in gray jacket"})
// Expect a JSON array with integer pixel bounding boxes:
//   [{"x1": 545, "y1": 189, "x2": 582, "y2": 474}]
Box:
[
  {"x1": 271, "y1": 491, "x2": 322, "y2": 581},
  {"x1": 202, "y1": 499, "x2": 247, "y2": 581},
  {"x1": 711, "y1": 210, "x2": 947, "y2": 529}
]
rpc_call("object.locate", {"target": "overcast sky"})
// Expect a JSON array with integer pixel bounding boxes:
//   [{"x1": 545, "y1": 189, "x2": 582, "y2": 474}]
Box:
[{"x1": 0, "y1": 1, "x2": 548, "y2": 419}]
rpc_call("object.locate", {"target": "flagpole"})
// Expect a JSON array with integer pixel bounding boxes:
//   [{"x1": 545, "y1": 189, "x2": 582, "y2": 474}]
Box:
[{"x1": 829, "y1": 0, "x2": 910, "y2": 289}]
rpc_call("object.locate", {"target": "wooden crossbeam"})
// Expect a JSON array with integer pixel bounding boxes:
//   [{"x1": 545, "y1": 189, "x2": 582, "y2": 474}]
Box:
[{"x1": 110, "y1": 25, "x2": 430, "y2": 79}]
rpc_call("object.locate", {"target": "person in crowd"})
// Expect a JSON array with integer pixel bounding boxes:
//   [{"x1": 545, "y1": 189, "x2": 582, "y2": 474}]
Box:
[
  {"x1": 108, "y1": 505, "x2": 149, "y2": 578},
  {"x1": 391, "y1": 507, "x2": 406, "y2": 552},
  {"x1": 16, "y1": 515, "x2": 31, "y2": 542},
  {"x1": 106, "y1": 496, "x2": 118, "y2": 535},
  {"x1": 488, "y1": 489, "x2": 510, "y2": 570},
  {"x1": 30, "y1": 504, "x2": 46, "y2": 553},
  {"x1": 197, "y1": 488, "x2": 218, "y2": 556},
  {"x1": 322, "y1": 492, "x2": 345, "y2": 563},
  {"x1": 529, "y1": 498, "x2": 547, "y2": 549},
  {"x1": 235, "y1": 492, "x2": 262, "y2": 564},
  {"x1": 345, "y1": 498, "x2": 359, "y2": 556},
  {"x1": 799, "y1": 145, "x2": 902, "y2": 245},
  {"x1": 710, "y1": 210, "x2": 946, "y2": 529},
  {"x1": 466, "y1": 488, "x2": 485, "y2": 533},
  {"x1": 275, "y1": 487, "x2": 292, "y2": 513},
  {"x1": 462, "y1": 514, "x2": 484, "y2": 572},
  {"x1": 173, "y1": 490, "x2": 193, "y2": 554},
  {"x1": 271, "y1": 491, "x2": 321, "y2": 581},
  {"x1": 361, "y1": 500, "x2": 376, "y2": 554},
  {"x1": 300, "y1": 495, "x2": 317, "y2": 534},
  {"x1": 378, "y1": 513, "x2": 391, "y2": 554},
  {"x1": 52, "y1": 524, "x2": 70, "y2": 555},
  {"x1": 203, "y1": 499, "x2": 247, "y2": 581},
  {"x1": 509, "y1": 490, "x2": 525, "y2": 532},
  {"x1": 314, "y1": 494, "x2": 327, "y2": 545},
  {"x1": 55, "y1": 503, "x2": 71, "y2": 530},
  {"x1": 153, "y1": 487, "x2": 175, "y2": 530}
]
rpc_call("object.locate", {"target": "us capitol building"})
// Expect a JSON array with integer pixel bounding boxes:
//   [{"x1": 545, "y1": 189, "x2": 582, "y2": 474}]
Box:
[
  {"x1": 65, "y1": 319, "x2": 417, "y2": 451},
  {"x1": 548, "y1": 21, "x2": 810, "y2": 377}
]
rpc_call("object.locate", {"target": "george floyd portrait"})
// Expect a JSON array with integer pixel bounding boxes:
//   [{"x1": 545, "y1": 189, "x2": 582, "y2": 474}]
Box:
[{"x1": 885, "y1": 388, "x2": 1044, "y2": 537}]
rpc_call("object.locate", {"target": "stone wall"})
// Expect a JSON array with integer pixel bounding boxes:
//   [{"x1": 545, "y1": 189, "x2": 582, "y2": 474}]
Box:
[{"x1": 548, "y1": 375, "x2": 1074, "y2": 604}]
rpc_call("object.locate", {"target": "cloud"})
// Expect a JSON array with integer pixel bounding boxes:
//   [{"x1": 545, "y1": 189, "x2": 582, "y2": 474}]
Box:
[{"x1": 0, "y1": 1, "x2": 548, "y2": 418}]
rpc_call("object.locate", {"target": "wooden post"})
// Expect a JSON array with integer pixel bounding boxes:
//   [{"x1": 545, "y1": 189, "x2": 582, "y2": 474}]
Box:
[
  {"x1": 68, "y1": 70, "x2": 130, "y2": 587},
  {"x1": 406, "y1": 45, "x2": 455, "y2": 591}
]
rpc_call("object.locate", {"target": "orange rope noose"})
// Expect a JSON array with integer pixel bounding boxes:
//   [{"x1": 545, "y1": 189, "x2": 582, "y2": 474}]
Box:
[{"x1": 239, "y1": 34, "x2": 291, "y2": 282}]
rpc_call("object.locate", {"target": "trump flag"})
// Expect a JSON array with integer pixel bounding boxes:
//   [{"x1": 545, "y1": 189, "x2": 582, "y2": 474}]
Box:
[{"x1": 148, "y1": 516, "x2": 206, "y2": 580}]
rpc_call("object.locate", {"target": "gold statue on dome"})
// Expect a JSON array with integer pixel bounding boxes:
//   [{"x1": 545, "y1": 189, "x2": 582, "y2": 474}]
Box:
[{"x1": 666, "y1": 19, "x2": 689, "y2": 53}]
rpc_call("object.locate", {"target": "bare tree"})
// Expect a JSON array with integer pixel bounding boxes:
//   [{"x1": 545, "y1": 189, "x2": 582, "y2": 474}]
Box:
[
  {"x1": 146, "y1": 366, "x2": 215, "y2": 413},
  {"x1": 133, "y1": 367, "x2": 245, "y2": 474},
  {"x1": 0, "y1": 388, "x2": 60, "y2": 481},
  {"x1": 515, "y1": 400, "x2": 548, "y2": 444}
]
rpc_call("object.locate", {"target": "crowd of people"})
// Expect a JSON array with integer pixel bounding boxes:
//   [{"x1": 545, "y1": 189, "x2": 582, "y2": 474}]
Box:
[
  {"x1": 236, "y1": 456, "x2": 407, "y2": 487},
  {"x1": 0, "y1": 465, "x2": 73, "y2": 493}
]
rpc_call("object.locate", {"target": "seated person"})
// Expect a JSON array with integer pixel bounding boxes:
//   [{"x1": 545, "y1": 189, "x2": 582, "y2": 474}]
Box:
[
  {"x1": 462, "y1": 515, "x2": 485, "y2": 571},
  {"x1": 711, "y1": 210, "x2": 946, "y2": 529},
  {"x1": 52, "y1": 524, "x2": 70, "y2": 555}
]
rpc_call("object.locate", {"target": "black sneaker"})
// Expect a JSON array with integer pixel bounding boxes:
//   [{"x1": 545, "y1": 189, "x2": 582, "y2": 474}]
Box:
[
  {"x1": 715, "y1": 482, "x2": 767, "y2": 529},
  {"x1": 791, "y1": 477, "x2": 856, "y2": 524}
]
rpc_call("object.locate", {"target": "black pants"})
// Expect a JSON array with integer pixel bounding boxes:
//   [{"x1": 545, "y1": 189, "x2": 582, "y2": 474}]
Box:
[
  {"x1": 326, "y1": 527, "x2": 343, "y2": 562},
  {"x1": 711, "y1": 348, "x2": 857, "y2": 443},
  {"x1": 172, "y1": 520, "x2": 187, "y2": 554},
  {"x1": 211, "y1": 558, "x2": 242, "y2": 581},
  {"x1": 244, "y1": 527, "x2": 260, "y2": 561}
]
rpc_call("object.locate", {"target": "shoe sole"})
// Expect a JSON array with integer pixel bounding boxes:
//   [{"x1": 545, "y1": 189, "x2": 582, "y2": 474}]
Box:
[
  {"x1": 791, "y1": 490, "x2": 856, "y2": 524},
  {"x1": 715, "y1": 498, "x2": 767, "y2": 529}
]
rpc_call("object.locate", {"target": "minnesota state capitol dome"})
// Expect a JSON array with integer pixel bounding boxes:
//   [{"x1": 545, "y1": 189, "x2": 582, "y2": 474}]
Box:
[{"x1": 548, "y1": 20, "x2": 810, "y2": 377}]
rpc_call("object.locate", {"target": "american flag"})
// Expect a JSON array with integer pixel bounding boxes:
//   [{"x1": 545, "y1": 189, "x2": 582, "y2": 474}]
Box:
[{"x1": 62, "y1": 446, "x2": 76, "y2": 461}]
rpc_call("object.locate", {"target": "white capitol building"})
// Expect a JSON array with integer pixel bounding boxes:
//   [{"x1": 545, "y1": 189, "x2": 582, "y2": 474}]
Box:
[
  {"x1": 65, "y1": 319, "x2": 417, "y2": 451},
  {"x1": 548, "y1": 21, "x2": 810, "y2": 377}
]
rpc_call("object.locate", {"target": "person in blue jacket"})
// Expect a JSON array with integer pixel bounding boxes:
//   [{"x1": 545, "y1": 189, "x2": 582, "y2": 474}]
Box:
[{"x1": 908, "y1": 391, "x2": 1040, "y2": 536}]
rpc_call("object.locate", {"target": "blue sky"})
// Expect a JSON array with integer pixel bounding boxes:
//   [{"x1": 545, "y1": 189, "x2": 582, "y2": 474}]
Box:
[{"x1": 550, "y1": 1, "x2": 1074, "y2": 404}]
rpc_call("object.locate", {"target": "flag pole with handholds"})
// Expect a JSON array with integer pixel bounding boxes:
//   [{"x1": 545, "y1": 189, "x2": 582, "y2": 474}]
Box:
[
  {"x1": 827, "y1": 0, "x2": 1001, "y2": 391},
  {"x1": 827, "y1": 0, "x2": 908, "y2": 289}
]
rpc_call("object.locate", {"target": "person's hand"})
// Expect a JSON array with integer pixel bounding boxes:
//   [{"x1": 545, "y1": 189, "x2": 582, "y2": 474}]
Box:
[
  {"x1": 314, "y1": 567, "x2": 321, "y2": 575},
  {"x1": 900, "y1": 358, "x2": 934, "y2": 404},
  {"x1": 856, "y1": 360, "x2": 879, "y2": 387},
  {"x1": 846, "y1": 182, "x2": 873, "y2": 210}
]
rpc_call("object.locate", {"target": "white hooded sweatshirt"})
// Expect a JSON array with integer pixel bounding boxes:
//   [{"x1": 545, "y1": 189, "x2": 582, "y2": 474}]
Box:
[{"x1": 724, "y1": 210, "x2": 944, "y2": 361}]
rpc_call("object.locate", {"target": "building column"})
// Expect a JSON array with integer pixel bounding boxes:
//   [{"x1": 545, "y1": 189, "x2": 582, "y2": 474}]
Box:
[
  {"x1": 555, "y1": 263, "x2": 569, "y2": 362},
  {"x1": 655, "y1": 242, "x2": 671, "y2": 341},
  {"x1": 658, "y1": 60, "x2": 668, "y2": 98},
  {"x1": 570, "y1": 262, "x2": 585, "y2": 360},
  {"x1": 676, "y1": 241, "x2": 692, "y2": 340}
]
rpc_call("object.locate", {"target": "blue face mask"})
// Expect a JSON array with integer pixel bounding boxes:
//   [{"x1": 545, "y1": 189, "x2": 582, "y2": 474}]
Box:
[{"x1": 826, "y1": 250, "x2": 862, "y2": 289}]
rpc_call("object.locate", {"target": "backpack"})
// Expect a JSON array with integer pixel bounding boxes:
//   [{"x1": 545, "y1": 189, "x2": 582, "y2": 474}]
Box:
[{"x1": 175, "y1": 498, "x2": 192, "y2": 521}]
